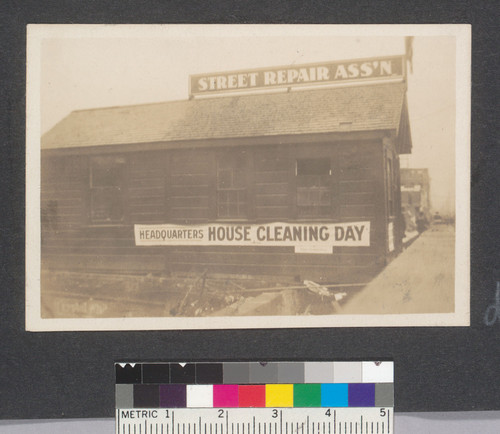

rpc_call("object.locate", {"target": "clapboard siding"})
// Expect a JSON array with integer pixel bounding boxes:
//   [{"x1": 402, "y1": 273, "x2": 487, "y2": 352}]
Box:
[
  {"x1": 167, "y1": 149, "x2": 212, "y2": 222},
  {"x1": 41, "y1": 152, "x2": 166, "y2": 271},
  {"x1": 41, "y1": 155, "x2": 87, "y2": 233},
  {"x1": 41, "y1": 137, "x2": 396, "y2": 281},
  {"x1": 164, "y1": 248, "x2": 378, "y2": 268},
  {"x1": 254, "y1": 148, "x2": 291, "y2": 220},
  {"x1": 128, "y1": 151, "x2": 167, "y2": 223},
  {"x1": 255, "y1": 182, "x2": 289, "y2": 195},
  {"x1": 42, "y1": 254, "x2": 164, "y2": 273}
]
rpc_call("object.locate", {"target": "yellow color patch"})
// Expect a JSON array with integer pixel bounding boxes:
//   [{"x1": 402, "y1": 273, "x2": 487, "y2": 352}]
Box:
[{"x1": 265, "y1": 384, "x2": 294, "y2": 407}]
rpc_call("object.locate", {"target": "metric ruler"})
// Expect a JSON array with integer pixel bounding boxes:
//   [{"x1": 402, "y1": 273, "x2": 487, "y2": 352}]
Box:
[{"x1": 115, "y1": 362, "x2": 394, "y2": 434}]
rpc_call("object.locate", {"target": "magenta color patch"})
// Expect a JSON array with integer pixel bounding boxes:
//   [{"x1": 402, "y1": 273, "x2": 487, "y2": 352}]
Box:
[{"x1": 213, "y1": 384, "x2": 239, "y2": 407}]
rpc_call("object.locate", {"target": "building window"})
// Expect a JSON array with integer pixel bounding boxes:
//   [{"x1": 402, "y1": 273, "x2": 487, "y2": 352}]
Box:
[
  {"x1": 296, "y1": 158, "x2": 332, "y2": 218},
  {"x1": 217, "y1": 153, "x2": 247, "y2": 219},
  {"x1": 90, "y1": 156, "x2": 126, "y2": 223}
]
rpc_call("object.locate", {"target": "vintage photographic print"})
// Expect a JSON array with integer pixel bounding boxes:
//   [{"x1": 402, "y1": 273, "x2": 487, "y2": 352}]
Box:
[{"x1": 26, "y1": 25, "x2": 470, "y2": 330}]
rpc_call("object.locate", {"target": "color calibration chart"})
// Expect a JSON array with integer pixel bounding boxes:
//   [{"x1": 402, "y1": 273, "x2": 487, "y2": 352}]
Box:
[{"x1": 116, "y1": 362, "x2": 394, "y2": 434}]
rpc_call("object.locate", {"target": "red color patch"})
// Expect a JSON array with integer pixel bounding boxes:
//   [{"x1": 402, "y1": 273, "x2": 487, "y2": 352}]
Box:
[{"x1": 238, "y1": 385, "x2": 266, "y2": 407}]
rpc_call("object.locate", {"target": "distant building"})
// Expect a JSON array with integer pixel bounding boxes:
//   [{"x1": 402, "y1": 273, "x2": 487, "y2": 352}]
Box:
[{"x1": 400, "y1": 168, "x2": 431, "y2": 230}]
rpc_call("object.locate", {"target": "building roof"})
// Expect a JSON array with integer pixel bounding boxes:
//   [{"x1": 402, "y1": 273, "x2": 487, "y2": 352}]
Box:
[{"x1": 42, "y1": 82, "x2": 411, "y2": 151}]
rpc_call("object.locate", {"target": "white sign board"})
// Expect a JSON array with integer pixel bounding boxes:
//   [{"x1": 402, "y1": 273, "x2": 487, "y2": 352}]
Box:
[{"x1": 134, "y1": 221, "x2": 370, "y2": 251}]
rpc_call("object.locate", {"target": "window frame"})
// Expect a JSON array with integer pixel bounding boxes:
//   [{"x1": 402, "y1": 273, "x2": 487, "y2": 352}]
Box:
[
  {"x1": 88, "y1": 155, "x2": 127, "y2": 225},
  {"x1": 215, "y1": 151, "x2": 250, "y2": 221},
  {"x1": 295, "y1": 157, "x2": 333, "y2": 220}
]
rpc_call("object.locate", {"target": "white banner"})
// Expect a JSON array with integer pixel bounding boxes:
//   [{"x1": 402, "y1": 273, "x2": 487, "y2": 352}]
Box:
[{"x1": 134, "y1": 221, "x2": 370, "y2": 252}]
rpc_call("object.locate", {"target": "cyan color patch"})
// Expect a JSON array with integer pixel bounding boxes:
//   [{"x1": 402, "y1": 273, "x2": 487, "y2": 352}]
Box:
[{"x1": 321, "y1": 383, "x2": 348, "y2": 407}]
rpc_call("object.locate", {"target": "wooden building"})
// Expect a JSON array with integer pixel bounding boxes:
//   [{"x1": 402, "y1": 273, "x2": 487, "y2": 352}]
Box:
[{"x1": 41, "y1": 62, "x2": 412, "y2": 285}]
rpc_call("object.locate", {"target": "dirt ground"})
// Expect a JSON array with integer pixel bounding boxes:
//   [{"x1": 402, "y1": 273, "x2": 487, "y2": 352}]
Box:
[
  {"x1": 342, "y1": 223, "x2": 456, "y2": 314},
  {"x1": 40, "y1": 270, "x2": 360, "y2": 319}
]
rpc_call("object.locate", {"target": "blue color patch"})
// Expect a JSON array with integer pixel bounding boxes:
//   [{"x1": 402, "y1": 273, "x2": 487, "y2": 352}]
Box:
[{"x1": 321, "y1": 383, "x2": 348, "y2": 407}]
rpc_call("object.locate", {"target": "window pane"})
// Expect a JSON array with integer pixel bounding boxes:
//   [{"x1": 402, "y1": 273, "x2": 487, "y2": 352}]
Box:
[
  {"x1": 91, "y1": 156, "x2": 125, "y2": 187},
  {"x1": 217, "y1": 153, "x2": 247, "y2": 219},
  {"x1": 296, "y1": 158, "x2": 332, "y2": 218},
  {"x1": 218, "y1": 203, "x2": 229, "y2": 218},
  {"x1": 90, "y1": 187, "x2": 124, "y2": 222},
  {"x1": 217, "y1": 169, "x2": 232, "y2": 188},
  {"x1": 232, "y1": 169, "x2": 246, "y2": 188},
  {"x1": 90, "y1": 156, "x2": 125, "y2": 223}
]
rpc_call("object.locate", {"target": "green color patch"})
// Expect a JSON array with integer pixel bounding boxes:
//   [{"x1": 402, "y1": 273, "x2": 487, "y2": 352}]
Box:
[{"x1": 293, "y1": 384, "x2": 322, "y2": 407}]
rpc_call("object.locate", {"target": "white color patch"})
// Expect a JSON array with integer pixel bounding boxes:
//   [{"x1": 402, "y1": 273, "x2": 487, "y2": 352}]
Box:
[
  {"x1": 186, "y1": 385, "x2": 213, "y2": 408},
  {"x1": 362, "y1": 361, "x2": 394, "y2": 383}
]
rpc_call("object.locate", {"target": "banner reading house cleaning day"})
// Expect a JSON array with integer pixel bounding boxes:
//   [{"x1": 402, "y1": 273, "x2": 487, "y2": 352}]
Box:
[{"x1": 134, "y1": 221, "x2": 370, "y2": 252}]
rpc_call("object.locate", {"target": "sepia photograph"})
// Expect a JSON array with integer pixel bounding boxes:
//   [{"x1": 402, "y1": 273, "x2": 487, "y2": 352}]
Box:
[{"x1": 26, "y1": 24, "x2": 470, "y2": 330}]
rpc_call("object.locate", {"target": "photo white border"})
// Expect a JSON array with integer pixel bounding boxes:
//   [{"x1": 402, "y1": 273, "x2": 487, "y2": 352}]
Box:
[{"x1": 26, "y1": 24, "x2": 470, "y2": 331}]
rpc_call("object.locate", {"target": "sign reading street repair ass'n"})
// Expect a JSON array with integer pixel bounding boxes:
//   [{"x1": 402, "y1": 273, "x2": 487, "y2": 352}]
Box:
[
  {"x1": 134, "y1": 222, "x2": 370, "y2": 254},
  {"x1": 190, "y1": 55, "x2": 404, "y2": 96}
]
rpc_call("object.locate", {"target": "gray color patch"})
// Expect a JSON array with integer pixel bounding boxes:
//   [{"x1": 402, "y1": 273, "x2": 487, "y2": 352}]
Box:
[
  {"x1": 115, "y1": 384, "x2": 133, "y2": 408},
  {"x1": 333, "y1": 362, "x2": 362, "y2": 382},
  {"x1": 249, "y1": 362, "x2": 279, "y2": 383},
  {"x1": 277, "y1": 362, "x2": 304, "y2": 383},
  {"x1": 375, "y1": 383, "x2": 394, "y2": 407},
  {"x1": 304, "y1": 362, "x2": 335, "y2": 383},
  {"x1": 223, "y1": 362, "x2": 250, "y2": 384}
]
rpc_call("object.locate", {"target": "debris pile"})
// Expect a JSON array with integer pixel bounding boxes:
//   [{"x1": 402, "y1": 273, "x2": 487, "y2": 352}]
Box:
[{"x1": 41, "y1": 269, "x2": 365, "y2": 318}]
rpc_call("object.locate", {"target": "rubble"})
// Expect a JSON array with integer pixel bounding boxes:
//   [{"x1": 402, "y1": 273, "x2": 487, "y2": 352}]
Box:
[{"x1": 41, "y1": 269, "x2": 365, "y2": 318}]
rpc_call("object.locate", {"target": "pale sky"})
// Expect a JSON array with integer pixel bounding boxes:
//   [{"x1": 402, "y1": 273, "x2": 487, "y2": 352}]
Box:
[{"x1": 37, "y1": 26, "x2": 463, "y2": 215}]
